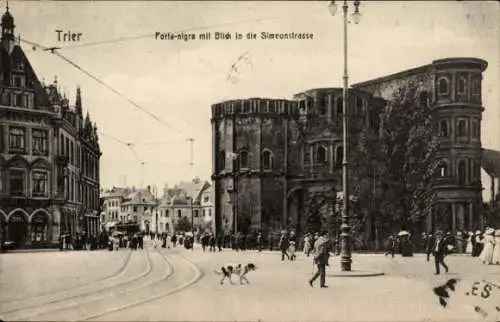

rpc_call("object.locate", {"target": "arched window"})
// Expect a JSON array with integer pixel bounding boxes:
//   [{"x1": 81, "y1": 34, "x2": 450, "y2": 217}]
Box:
[
  {"x1": 355, "y1": 97, "x2": 363, "y2": 115},
  {"x1": 438, "y1": 78, "x2": 449, "y2": 95},
  {"x1": 218, "y1": 150, "x2": 225, "y2": 171},
  {"x1": 318, "y1": 97, "x2": 326, "y2": 115},
  {"x1": 457, "y1": 120, "x2": 467, "y2": 137},
  {"x1": 458, "y1": 160, "x2": 467, "y2": 185},
  {"x1": 316, "y1": 146, "x2": 327, "y2": 164},
  {"x1": 438, "y1": 162, "x2": 448, "y2": 177},
  {"x1": 336, "y1": 96, "x2": 343, "y2": 114},
  {"x1": 31, "y1": 212, "x2": 48, "y2": 242},
  {"x1": 471, "y1": 120, "x2": 479, "y2": 138},
  {"x1": 335, "y1": 145, "x2": 343, "y2": 168},
  {"x1": 457, "y1": 77, "x2": 466, "y2": 94},
  {"x1": 239, "y1": 150, "x2": 249, "y2": 168},
  {"x1": 440, "y1": 120, "x2": 449, "y2": 137},
  {"x1": 262, "y1": 149, "x2": 273, "y2": 170}
]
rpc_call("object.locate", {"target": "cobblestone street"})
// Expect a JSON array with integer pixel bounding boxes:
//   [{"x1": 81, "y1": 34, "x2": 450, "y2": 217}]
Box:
[{"x1": 1, "y1": 245, "x2": 499, "y2": 321}]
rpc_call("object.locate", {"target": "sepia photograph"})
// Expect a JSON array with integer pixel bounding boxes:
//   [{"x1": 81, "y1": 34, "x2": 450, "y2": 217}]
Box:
[{"x1": 0, "y1": 0, "x2": 499, "y2": 321}]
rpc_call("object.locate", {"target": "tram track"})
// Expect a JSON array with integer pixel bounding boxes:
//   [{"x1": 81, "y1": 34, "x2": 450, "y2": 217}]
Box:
[
  {"x1": 0, "y1": 249, "x2": 153, "y2": 320},
  {"x1": 0, "y1": 249, "x2": 134, "y2": 306},
  {"x1": 3, "y1": 247, "x2": 177, "y2": 321},
  {"x1": 83, "y1": 248, "x2": 203, "y2": 322}
]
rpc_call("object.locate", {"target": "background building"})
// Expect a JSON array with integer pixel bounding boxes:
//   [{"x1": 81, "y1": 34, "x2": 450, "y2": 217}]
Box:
[
  {"x1": 0, "y1": 6, "x2": 101, "y2": 248},
  {"x1": 157, "y1": 178, "x2": 213, "y2": 234},
  {"x1": 100, "y1": 186, "x2": 130, "y2": 231},
  {"x1": 212, "y1": 57, "x2": 494, "y2": 243}
]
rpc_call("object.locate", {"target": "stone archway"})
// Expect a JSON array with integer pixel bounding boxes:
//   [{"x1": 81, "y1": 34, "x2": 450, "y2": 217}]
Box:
[
  {"x1": 31, "y1": 210, "x2": 51, "y2": 243},
  {"x1": 7, "y1": 210, "x2": 29, "y2": 246},
  {"x1": 286, "y1": 188, "x2": 305, "y2": 235}
]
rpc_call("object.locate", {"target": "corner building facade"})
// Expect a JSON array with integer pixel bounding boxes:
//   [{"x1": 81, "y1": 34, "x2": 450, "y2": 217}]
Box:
[
  {"x1": 0, "y1": 7, "x2": 101, "y2": 248},
  {"x1": 353, "y1": 58, "x2": 487, "y2": 233},
  {"x1": 212, "y1": 57, "x2": 489, "y2": 239}
]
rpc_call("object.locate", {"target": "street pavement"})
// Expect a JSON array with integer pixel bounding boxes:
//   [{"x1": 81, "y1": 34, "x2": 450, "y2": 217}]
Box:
[{"x1": 0, "y1": 244, "x2": 498, "y2": 321}]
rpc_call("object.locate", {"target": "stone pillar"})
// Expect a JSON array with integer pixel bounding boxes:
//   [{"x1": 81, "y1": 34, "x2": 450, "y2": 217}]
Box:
[
  {"x1": 26, "y1": 223, "x2": 32, "y2": 246},
  {"x1": 451, "y1": 203, "x2": 456, "y2": 232},
  {"x1": 457, "y1": 203, "x2": 464, "y2": 231},
  {"x1": 427, "y1": 208, "x2": 433, "y2": 233},
  {"x1": 491, "y1": 175, "x2": 495, "y2": 205},
  {"x1": 468, "y1": 202, "x2": 474, "y2": 230}
]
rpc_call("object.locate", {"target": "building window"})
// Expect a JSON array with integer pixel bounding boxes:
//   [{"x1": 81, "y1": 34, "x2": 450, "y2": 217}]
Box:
[
  {"x1": 239, "y1": 150, "x2": 249, "y2": 168},
  {"x1": 166, "y1": 210, "x2": 169, "y2": 217},
  {"x1": 32, "y1": 129, "x2": 48, "y2": 156},
  {"x1": 471, "y1": 120, "x2": 479, "y2": 138},
  {"x1": 355, "y1": 97, "x2": 363, "y2": 115},
  {"x1": 335, "y1": 146, "x2": 343, "y2": 168},
  {"x1": 133, "y1": 206, "x2": 137, "y2": 212},
  {"x1": 208, "y1": 209, "x2": 212, "y2": 217},
  {"x1": 457, "y1": 77, "x2": 466, "y2": 94},
  {"x1": 177, "y1": 209, "x2": 181, "y2": 217},
  {"x1": 439, "y1": 120, "x2": 449, "y2": 137},
  {"x1": 316, "y1": 146, "x2": 327, "y2": 164},
  {"x1": 318, "y1": 97, "x2": 326, "y2": 115},
  {"x1": 262, "y1": 149, "x2": 273, "y2": 170},
  {"x1": 458, "y1": 160, "x2": 467, "y2": 185},
  {"x1": 9, "y1": 169, "x2": 25, "y2": 196},
  {"x1": 457, "y1": 120, "x2": 467, "y2": 137},
  {"x1": 194, "y1": 209, "x2": 199, "y2": 218},
  {"x1": 336, "y1": 96, "x2": 343, "y2": 114},
  {"x1": 438, "y1": 162, "x2": 448, "y2": 177},
  {"x1": 13, "y1": 76, "x2": 25, "y2": 88},
  {"x1": 438, "y1": 78, "x2": 449, "y2": 95},
  {"x1": 218, "y1": 150, "x2": 226, "y2": 171},
  {"x1": 269, "y1": 101, "x2": 276, "y2": 113},
  {"x1": 32, "y1": 171, "x2": 48, "y2": 196},
  {"x1": 204, "y1": 196, "x2": 209, "y2": 203},
  {"x1": 472, "y1": 79, "x2": 480, "y2": 94},
  {"x1": 9, "y1": 127, "x2": 25, "y2": 154},
  {"x1": 13, "y1": 93, "x2": 24, "y2": 107},
  {"x1": 298, "y1": 100, "x2": 306, "y2": 115}
]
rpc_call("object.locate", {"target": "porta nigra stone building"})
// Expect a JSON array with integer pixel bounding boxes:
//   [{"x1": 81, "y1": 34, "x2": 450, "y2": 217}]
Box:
[
  {"x1": 212, "y1": 57, "x2": 493, "y2": 240},
  {"x1": 0, "y1": 6, "x2": 101, "y2": 248}
]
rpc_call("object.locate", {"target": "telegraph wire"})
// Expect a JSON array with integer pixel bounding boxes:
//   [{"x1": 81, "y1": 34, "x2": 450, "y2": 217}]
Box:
[
  {"x1": 51, "y1": 6, "x2": 324, "y2": 51},
  {"x1": 52, "y1": 51, "x2": 190, "y2": 140},
  {"x1": 23, "y1": 38, "x2": 199, "y2": 135}
]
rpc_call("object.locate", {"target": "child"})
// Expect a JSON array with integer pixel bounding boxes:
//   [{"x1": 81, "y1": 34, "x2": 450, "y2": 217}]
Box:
[{"x1": 289, "y1": 240, "x2": 296, "y2": 261}]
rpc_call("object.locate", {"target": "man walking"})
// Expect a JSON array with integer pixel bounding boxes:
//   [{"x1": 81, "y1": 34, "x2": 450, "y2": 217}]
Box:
[
  {"x1": 309, "y1": 230, "x2": 330, "y2": 288},
  {"x1": 427, "y1": 231, "x2": 449, "y2": 275},
  {"x1": 279, "y1": 231, "x2": 289, "y2": 261}
]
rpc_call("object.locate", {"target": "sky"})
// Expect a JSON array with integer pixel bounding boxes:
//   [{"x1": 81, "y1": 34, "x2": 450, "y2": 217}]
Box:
[{"x1": 11, "y1": 1, "x2": 500, "y2": 196}]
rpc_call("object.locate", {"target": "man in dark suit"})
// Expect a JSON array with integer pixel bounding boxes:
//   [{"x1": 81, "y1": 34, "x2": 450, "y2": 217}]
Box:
[
  {"x1": 309, "y1": 231, "x2": 330, "y2": 288},
  {"x1": 427, "y1": 231, "x2": 449, "y2": 275}
]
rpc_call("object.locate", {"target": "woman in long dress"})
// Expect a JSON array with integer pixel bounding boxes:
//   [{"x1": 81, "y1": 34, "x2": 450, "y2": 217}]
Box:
[
  {"x1": 465, "y1": 231, "x2": 473, "y2": 255},
  {"x1": 492, "y1": 229, "x2": 500, "y2": 265},
  {"x1": 478, "y1": 229, "x2": 495, "y2": 264}
]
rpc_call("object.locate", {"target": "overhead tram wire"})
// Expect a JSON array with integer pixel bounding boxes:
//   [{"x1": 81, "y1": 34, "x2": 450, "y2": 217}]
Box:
[
  {"x1": 23, "y1": 38, "x2": 198, "y2": 138},
  {"x1": 49, "y1": 6, "x2": 324, "y2": 51}
]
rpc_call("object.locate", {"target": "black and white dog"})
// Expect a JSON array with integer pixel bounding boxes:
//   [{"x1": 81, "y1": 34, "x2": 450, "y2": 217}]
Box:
[{"x1": 214, "y1": 263, "x2": 257, "y2": 285}]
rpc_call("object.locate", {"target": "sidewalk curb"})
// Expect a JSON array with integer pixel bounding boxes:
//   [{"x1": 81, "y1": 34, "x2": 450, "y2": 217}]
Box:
[{"x1": 326, "y1": 270, "x2": 385, "y2": 277}]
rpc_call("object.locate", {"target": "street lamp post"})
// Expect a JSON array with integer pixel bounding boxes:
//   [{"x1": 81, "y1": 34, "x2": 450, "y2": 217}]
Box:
[{"x1": 329, "y1": 0, "x2": 361, "y2": 272}]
